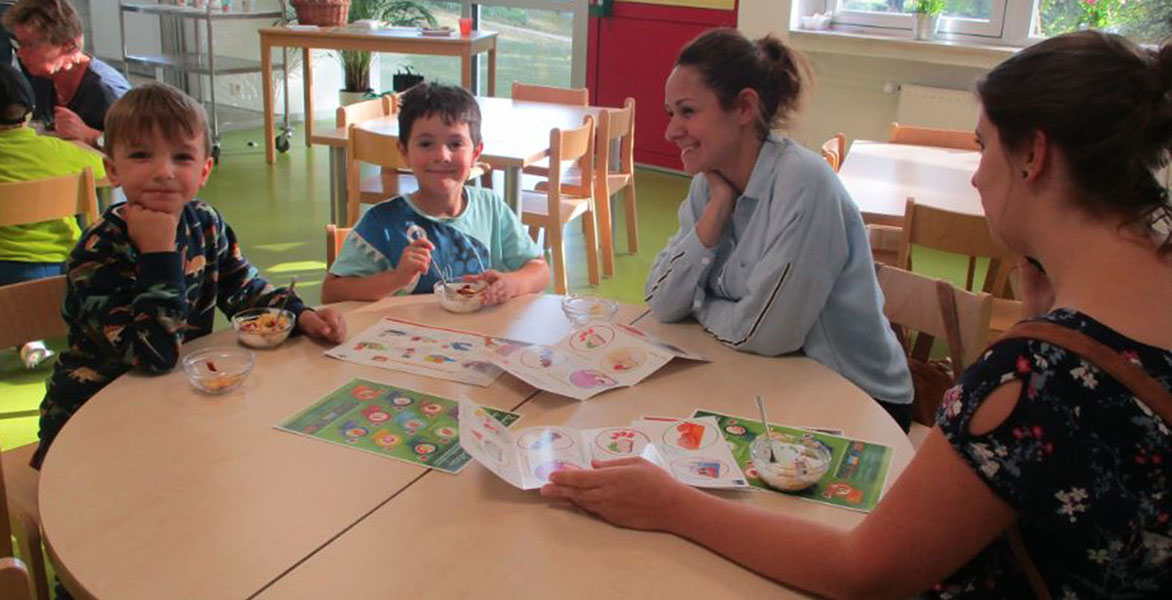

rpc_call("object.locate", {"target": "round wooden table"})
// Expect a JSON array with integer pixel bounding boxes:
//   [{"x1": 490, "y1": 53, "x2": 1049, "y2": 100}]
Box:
[{"x1": 39, "y1": 296, "x2": 912, "y2": 599}]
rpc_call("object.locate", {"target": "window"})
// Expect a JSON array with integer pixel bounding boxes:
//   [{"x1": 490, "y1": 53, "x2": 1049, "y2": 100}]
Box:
[{"x1": 823, "y1": 0, "x2": 1169, "y2": 46}]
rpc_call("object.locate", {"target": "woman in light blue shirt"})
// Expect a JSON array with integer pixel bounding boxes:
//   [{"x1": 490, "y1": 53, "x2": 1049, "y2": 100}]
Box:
[{"x1": 645, "y1": 28, "x2": 913, "y2": 429}]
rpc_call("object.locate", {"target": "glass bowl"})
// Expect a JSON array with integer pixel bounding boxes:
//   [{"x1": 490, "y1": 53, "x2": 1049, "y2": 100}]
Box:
[
  {"x1": 561, "y1": 294, "x2": 618, "y2": 326},
  {"x1": 434, "y1": 280, "x2": 487, "y2": 313},
  {"x1": 749, "y1": 435, "x2": 832, "y2": 492},
  {"x1": 182, "y1": 347, "x2": 254, "y2": 394},
  {"x1": 232, "y1": 307, "x2": 295, "y2": 349}
]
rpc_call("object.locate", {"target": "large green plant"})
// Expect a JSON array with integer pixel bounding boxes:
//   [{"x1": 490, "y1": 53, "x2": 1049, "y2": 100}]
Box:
[
  {"x1": 904, "y1": 0, "x2": 945, "y2": 15},
  {"x1": 339, "y1": 0, "x2": 438, "y2": 92}
]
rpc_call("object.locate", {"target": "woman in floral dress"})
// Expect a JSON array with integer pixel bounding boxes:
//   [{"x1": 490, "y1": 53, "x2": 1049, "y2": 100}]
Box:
[{"x1": 541, "y1": 30, "x2": 1172, "y2": 599}]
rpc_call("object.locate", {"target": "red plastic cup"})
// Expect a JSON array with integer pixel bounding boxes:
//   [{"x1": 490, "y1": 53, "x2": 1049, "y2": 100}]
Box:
[{"x1": 459, "y1": 17, "x2": 473, "y2": 36}]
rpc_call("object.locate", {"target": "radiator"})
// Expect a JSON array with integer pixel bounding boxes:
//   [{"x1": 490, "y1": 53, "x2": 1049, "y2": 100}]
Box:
[{"x1": 894, "y1": 84, "x2": 980, "y2": 131}]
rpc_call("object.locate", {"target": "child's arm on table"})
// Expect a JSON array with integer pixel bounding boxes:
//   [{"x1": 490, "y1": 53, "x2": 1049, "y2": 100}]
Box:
[
  {"x1": 210, "y1": 211, "x2": 345, "y2": 342},
  {"x1": 321, "y1": 237, "x2": 434, "y2": 303},
  {"x1": 466, "y1": 258, "x2": 550, "y2": 305}
]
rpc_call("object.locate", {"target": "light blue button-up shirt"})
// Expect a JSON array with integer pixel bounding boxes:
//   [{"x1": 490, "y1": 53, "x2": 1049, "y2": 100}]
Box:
[{"x1": 645, "y1": 135, "x2": 913, "y2": 405}]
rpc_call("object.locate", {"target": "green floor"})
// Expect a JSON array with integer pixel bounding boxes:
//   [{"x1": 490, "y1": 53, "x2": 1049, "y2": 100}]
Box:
[{"x1": 1, "y1": 125, "x2": 976, "y2": 449}]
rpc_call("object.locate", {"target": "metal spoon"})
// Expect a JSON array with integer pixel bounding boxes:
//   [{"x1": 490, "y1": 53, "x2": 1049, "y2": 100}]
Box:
[
  {"x1": 277, "y1": 277, "x2": 297, "y2": 313},
  {"x1": 755, "y1": 394, "x2": 774, "y2": 462}
]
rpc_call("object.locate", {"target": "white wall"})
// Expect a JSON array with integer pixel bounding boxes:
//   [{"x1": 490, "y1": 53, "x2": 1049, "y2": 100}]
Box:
[{"x1": 737, "y1": 0, "x2": 989, "y2": 150}]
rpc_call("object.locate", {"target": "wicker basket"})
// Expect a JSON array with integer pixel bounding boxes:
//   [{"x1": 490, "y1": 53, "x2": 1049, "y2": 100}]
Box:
[{"x1": 290, "y1": 0, "x2": 350, "y2": 27}]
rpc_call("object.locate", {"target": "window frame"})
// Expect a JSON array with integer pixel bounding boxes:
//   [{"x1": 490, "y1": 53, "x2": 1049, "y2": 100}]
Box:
[{"x1": 825, "y1": 0, "x2": 1036, "y2": 45}]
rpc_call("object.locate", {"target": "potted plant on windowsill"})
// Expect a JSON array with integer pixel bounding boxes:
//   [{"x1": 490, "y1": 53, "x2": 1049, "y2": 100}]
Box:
[
  {"x1": 905, "y1": 0, "x2": 945, "y2": 40},
  {"x1": 338, "y1": 0, "x2": 437, "y2": 105}
]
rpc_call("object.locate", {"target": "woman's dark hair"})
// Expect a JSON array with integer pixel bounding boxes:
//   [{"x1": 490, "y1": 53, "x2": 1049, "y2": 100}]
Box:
[
  {"x1": 977, "y1": 31, "x2": 1172, "y2": 254},
  {"x1": 676, "y1": 27, "x2": 809, "y2": 139},
  {"x1": 2, "y1": 0, "x2": 84, "y2": 48},
  {"x1": 398, "y1": 81, "x2": 482, "y2": 146}
]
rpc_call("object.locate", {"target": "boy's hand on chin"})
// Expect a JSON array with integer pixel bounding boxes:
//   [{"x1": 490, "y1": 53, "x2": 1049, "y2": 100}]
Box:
[
  {"x1": 465, "y1": 270, "x2": 518, "y2": 305},
  {"x1": 125, "y1": 203, "x2": 179, "y2": 253},
  {"x1": 298, "y1": 308, "x2": 347, "y2": 343}
]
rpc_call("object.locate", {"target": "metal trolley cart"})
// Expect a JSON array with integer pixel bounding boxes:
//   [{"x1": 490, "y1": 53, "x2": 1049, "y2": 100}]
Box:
[{"x1": 118, "y1": 0, "x2": 293, "y2": 161}]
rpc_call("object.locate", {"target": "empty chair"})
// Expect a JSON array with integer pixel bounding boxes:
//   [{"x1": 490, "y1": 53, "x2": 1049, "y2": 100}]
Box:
[
  {"x1": 521, "y1": 116, "x2": 600, "y2": 294},
  {"x1": 0, "y1": 438, "x2": 34, "y2": 600},
  {"x1": 875, "y1": 264, "x2": 993, "y2": 446},
  {"x1": 821, "y1": 132, "x2": 846, "y2": 172},
  {"x1": 897, "y1": 198, "x2": 1023, "y2": 337},
  {"x1": 889, "y1": 121, "x2": 980, "y2": 151},
  {"x1": 511, "y1": 82, "x2": 589, "y2": 106}
]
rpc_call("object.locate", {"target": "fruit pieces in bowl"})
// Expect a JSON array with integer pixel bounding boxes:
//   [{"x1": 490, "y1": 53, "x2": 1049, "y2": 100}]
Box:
[
  {"x1": 749, "y1": 434, "x2": 832, "y2": 492},
  {"x1": 434, "y1": 280, "x2": 488, "y2": 313},
  {"x1": 232, "y1": 307, "x2": 295, "y2": 348},
  {"x1": 182, "y1": 347, "x2": 254, "y2": 394},
  {"x1": 561, "y1": 294, "x2": 618, "y2": 326}
]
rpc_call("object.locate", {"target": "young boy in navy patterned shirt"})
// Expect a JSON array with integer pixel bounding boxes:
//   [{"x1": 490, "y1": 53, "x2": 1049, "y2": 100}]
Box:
[{"x1": 34, "y1": 83, "x2": 347, "y2": 467}]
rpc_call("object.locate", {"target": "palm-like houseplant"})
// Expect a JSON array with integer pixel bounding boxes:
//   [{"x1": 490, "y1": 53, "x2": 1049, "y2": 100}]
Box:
[
  {"x1": 905, "y1": 0, "x2": 945, "y2": 40},
  {"x1": 340, "y1": 0, "x2": 437, "y2": 94}
]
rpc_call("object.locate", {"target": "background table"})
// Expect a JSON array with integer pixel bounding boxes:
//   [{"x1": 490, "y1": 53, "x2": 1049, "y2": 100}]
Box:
[
  {"x1": 256, "y1": 314, "x2": 915, "y2": 599},
  {"x1": 40, "y1": 295, "x2": 642, "y2": 599},
  {"x1": 40, "y1": 297, "x2": 912, "y2": 599},
  {"x1": 260, "y1": 26, "x2": 499, "y2": 164},
  {"x1": 838, "y1": 140, "x2": 982, "y2": 226}
]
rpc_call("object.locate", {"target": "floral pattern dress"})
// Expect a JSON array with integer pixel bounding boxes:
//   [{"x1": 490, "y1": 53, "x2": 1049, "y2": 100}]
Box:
[{"x1": 927, "y1": 309, "x2": 1172, "y2": 599}]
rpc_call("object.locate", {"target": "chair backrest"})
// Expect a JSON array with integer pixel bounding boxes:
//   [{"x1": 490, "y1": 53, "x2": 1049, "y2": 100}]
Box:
[
  {"x1": 546, "y1": 116, "x2": 595, "y2": 219},
  {"x1": 889, "y1": 122, "x2": 980, "y2": 151},
  {"x1": 336, "y1": 94, "x2": 395, "y2": 128},
  {"x1": 897, "y1": 198, "x2": 1015, "y2": 296},
  {"x1": 325, "y1": 224, "x2": 352, "y2": 270},
  {"x1": 0, "y1": 275, "x2": 68, "y2": 349},
  {"x1": 595, "y1": 97, "x2": 635, "y2": 183},
  {"x1": 346, "y1": 124, "x2": 407, "y2": 226},
  {"x1": 0, "y1": 168, "x2": 99, "y2": 229},
  {"x1": 0, "y1": 439, "x2": 33, "y2": 600},
  {"x1": 876, "y1": 263, "x2": 993, "y2": 371},
  {"x1": 821, "y1": 132, "x2": 846, "y2": 172},
  {"x1": 512, "y1": 82, "x2": 589, "y2": 106}
]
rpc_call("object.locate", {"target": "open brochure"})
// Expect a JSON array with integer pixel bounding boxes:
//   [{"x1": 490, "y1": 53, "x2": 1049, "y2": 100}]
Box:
[
  {"x1": 483, "y1": 322, "x2": 707, "y2": 400},
  {"x1": 459, "y1": 401, "x2": 747, "y2": 490},
  {"x1": 326, "y1": 318, "x2": 706, "y2": 399}
]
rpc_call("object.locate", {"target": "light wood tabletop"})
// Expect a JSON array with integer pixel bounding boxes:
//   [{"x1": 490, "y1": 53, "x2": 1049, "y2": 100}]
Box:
[
  {"x1": 312, "y1": 96, "x2": 604, "y2": 221},
  {"x1": 260, "y1": 26, "x2": 499, "y2": 165},
  {"x1": 38, "y1": 294, "x2": 644, "y2": 599},
  {"x1": 256, "y1": 313, "x2": 915, "y2": 599},
  {"x1": 838, "y1": 140, "x2": 982, "y2": 226}
]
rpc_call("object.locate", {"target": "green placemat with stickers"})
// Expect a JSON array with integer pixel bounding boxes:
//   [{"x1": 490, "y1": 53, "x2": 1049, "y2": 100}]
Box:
[
  {"x1": 692, "y1": 409, "x2": 893, "y2": 512},
  {"x1": 279, "y1": 378, "x2": 520, "y2": 474}
]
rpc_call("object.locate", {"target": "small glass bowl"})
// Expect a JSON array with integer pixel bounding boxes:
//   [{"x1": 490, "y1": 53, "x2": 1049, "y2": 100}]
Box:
[
  {"x1": 561, "y1": 294, "x2": 618, "y2": 326},
  {"x1": 435, "y1": 280, "x2": 487, "y2": 313},
  {"x1": 232, "y1": 307, "x2": 295, "y2": 349},
  {"x1": 182, "y1": 347, "x2": 254, "y2": 394},
  {"x1": 749, "y1": 436, "x2": 832, "y2": 492}
]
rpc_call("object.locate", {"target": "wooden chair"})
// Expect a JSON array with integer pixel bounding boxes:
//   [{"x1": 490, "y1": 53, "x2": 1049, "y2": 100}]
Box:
[
  {"x1": 0, "y1": 439, "x2": 34, "y2": 600},
  {"x1": 821, "y1": 132, "x2": 846, "y2": 173},
  {"x1": 876, "y1": 264, "x2": 993, "y2": 446},
  {"x1": 511, "y1": 82, "x2": 589, "y2": 106},
  {"x1": 325, "y1": 224, "x2": 352, "y2": 270},
  {"x1": 867, "y1": 224, "x2": 903, "y2": 266},
  {"x1": 521, "y1": 116, "x2": 600, "y2": 294},
  {"x1": 0, "y1": 168, "x2": 99, "y2": 234},
  {"x1": 538, "y1": 98, "x2": 638, "y2": 277},
  {"x1": 897, "y1": 198, "x2": 1023, "y2": 338},
  {"x1": 889, "y1": 122, "x2": 980, "y2": 151}
]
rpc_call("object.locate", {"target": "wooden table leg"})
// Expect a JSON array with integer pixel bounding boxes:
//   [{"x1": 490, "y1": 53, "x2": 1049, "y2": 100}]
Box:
[
  {"x1": 460, "y1": 54, "x2": 472, "y2": 93},
  {"x1": 487, "y1": 45, "x2": 497, "y2": 97},
  {"x1": 262, "y1": 37, "x2": 275, "y2": 164},
  {"x1": 303, "y1": 47, "x2": 314, "y2": 147}
]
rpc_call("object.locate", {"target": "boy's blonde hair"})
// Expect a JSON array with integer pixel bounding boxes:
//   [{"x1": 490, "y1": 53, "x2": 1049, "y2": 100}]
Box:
[{"x1": 103, "y1": 82, "x2": 212, "y2": 157}]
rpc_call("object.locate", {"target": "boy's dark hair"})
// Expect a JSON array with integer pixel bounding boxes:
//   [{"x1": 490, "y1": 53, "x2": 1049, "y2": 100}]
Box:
[
  {"x1": 677, "y1": 27, "x2": 810, "y2": 139},
  {"x1": 398, "y1": 82, "x2": 482, "y2": 146},
  {"x1": 3, "y1": 0, "x2": 84, "y2": 48},
  {"x1": 0, "y1": 62, "x2": 35, "y2": 125},
  {"x1": 103, "y1": 82, "x2": 212, "y2": 157},
  {"x1": 978, "y1": 30, "x2": 1172, "y2": 255}
]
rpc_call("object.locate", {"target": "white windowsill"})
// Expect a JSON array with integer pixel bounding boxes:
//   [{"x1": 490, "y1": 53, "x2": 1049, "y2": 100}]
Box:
[{"x1": 789, "y1": 29, "x2": 1020, "y2": 70}]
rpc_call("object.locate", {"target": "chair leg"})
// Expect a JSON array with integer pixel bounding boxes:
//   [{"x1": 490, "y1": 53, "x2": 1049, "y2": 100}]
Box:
[
  {"x1": 623, "y1": 183, "x2": 638, "y2": 253},
  {"x1": 549, "y1": 225, "x2": 568, "y2": 295},
  {"x1": 581, "y1": 212, "x2": 600, "y2": 286},
  {"x1": 595, "y1": 187, "x2": 615, "y2": 278},
  {"x1": 13, "y1": 510, "x2": 49, "y2": 600}
]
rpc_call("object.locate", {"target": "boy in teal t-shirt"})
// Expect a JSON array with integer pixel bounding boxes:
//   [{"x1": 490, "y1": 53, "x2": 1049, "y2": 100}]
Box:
[
  {"x1": 321, "y1": 83, "x2": 549, "y2": 305},
  {"x1": 0, "y1": 61, "x2": 105, "y2": 367}
]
